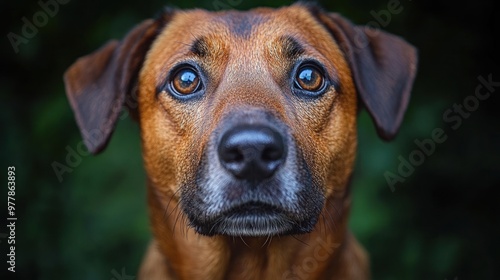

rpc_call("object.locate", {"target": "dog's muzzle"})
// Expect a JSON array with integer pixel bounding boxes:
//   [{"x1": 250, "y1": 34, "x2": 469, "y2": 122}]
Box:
[{"x1": 180, "y1": 111, "x2": 324, "y2": 237}]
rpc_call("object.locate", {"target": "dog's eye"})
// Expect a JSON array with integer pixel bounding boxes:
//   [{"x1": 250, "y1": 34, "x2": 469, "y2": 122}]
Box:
[
  {"x1": 294, "y1": 65, "x2": 325, "y2": 93},
  {"x1": 170, "y1": 67, "x2": 201, "y2": 95}
]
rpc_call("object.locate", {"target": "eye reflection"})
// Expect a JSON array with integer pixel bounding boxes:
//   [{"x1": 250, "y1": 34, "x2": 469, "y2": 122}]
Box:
[
  {"x1": 295, "y1": 66, "x2": 324, "y2": 92},
  {"x1": 171, "y1": 68, "x2": 200, "y2": 95}
]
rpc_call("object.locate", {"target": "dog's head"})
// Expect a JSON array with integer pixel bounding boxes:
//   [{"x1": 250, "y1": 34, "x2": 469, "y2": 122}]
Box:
[{"x1": 64, "y1": 4, "x2": 417, "y2": 237}]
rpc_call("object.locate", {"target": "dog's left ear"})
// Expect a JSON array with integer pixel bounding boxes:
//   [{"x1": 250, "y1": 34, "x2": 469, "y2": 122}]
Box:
[
  {"x1": 309, "y1": 7, "x2": 418, "y2": 140},
  {"x1": 64, "y1": 13, "x2": 172, "y2": 154}
]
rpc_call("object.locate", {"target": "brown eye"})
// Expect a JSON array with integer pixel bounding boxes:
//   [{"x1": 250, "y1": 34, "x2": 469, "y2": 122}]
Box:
[
  {"x1": 295, "y1": 66, "x2": 325, "y2": 93},
  {"x1": 171, "y1": 67, "x2": 201, "y2": 95}
]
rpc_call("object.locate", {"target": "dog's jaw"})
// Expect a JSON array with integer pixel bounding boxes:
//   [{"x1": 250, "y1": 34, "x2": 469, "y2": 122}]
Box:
[{"x1": 143, "y1": 184, "x2": 367, "y2": 280}]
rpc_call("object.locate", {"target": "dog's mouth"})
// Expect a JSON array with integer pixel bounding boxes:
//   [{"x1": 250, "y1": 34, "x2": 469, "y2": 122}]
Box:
[{"x1": 191, "y1": 202, "x2": 296, "y2": 237}]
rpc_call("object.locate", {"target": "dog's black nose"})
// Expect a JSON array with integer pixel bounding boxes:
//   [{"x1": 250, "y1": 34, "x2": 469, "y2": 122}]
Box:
[{"x1": 218, "y1": 125, "x2": 286, "y2": 181}]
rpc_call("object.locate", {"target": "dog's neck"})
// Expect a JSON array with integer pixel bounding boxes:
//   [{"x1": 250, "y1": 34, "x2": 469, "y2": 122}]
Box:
[{"x1": 140, "y1": 182, "x2": 368, "y2": 280}]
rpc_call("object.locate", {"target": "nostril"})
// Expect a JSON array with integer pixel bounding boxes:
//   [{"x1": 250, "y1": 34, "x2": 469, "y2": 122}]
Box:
[
  {"x1": 262, "y1": 146, "x2": 283, "y2": 162},
  {"x1": 222, "y1": 148, "x2": 244, "y2": 163}
]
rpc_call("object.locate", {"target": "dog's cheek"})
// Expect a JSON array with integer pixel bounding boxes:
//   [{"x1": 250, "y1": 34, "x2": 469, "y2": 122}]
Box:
[
  {"x1": 139, "y1": 106, "x2": 181, "y2": 192},
  {"x1": 322, "y1": 90, "x2": 358, "y2": 197},
  {"x1": 295, "y1": 91, "x2": 357, "y2": 197},
  {"x1": 287, "y1": 99, "x2": 330, "y2": 180},
  {"x1": 138, "y1": 89, "x2": 196, "y2": 190},
  {"x1": 142, "y1": 102, "x2": 209, "y2": 197}
]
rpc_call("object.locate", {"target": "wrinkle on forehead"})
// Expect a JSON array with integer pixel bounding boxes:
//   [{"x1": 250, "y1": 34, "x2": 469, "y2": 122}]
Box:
[{"x1": 217, "y1": 11, "x2": 269, "y2": 39}]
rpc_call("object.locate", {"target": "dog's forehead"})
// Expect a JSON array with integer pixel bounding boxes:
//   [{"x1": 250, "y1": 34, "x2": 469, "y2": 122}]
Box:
[
  {"x1": 147, "y1": 6, "x2": 345, "y2": 71},
  {"x1": 155, "y1": 6, "x2": 330, "y2": 50}
]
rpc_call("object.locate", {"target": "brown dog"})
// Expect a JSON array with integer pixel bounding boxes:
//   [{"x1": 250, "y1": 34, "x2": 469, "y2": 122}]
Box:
[{"x1": 64, "y1": 3, "x2": 417, "y2": 279}]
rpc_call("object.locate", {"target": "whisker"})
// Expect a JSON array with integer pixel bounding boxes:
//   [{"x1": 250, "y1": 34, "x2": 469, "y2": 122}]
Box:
[
  {"x1": 325, "y1": 200, "x2": 338, "y2": 232},
  {"x1": 291, "y1": 235, "x2": 309, "y2": 246},
  {"x1": 172, "y1": 205, "x2": 184, "y2": 236},
  {"x1": 163, "y1": 187, "x2": 183, "y2": 221},
  {"x1": 239, "y1": 235, "x2": 250, "y2": 248}
]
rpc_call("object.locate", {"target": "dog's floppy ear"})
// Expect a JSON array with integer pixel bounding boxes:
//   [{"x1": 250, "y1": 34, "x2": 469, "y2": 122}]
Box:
[
  {"x1": 309, "y1": 7, "x2": 418, "y2": 140},
  {"x1": 64, "y1": 13, "x2": 172, "y2": 154}
]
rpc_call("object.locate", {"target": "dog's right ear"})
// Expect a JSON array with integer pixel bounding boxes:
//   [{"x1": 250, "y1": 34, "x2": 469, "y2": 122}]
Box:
[
  {"x1": 64, "y1": 11, "x2": 174, "y2": 154},
  {"x1": 304, "y1": 4, "x2": 418, "y2": 140}
]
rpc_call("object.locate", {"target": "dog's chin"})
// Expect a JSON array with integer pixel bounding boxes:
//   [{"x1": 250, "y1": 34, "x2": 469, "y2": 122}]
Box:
[{"x1": 190, "y1": 202, "x2": 315, "y2": 237}]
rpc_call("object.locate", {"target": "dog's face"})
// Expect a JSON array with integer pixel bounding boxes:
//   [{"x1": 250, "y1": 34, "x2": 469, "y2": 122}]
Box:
[
  {"x1": 64, "y1": 4, "x2": 417, "y2": 238},
  {"x1": 140, "y1": 6, "x2": 358, "y2": 236}
]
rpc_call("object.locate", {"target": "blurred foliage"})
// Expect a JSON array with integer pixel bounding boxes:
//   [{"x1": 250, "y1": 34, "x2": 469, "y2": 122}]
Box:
[{"x1": 1, "y1": 0, "x2": 499, "y2": 279}]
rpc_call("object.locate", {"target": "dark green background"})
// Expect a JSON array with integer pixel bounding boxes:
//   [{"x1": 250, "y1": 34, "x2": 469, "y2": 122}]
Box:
[{"x1": 1, "y1": 0, "x2": 499, "y2": 279}]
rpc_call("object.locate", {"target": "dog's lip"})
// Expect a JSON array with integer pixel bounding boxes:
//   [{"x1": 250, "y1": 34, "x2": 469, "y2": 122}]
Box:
[
  {"x1": 223, "y1": 201, "x2": 281, "y2": 216},
  {"x1": 198, "y1": 202, "x2": 295, "y2": 236}
]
